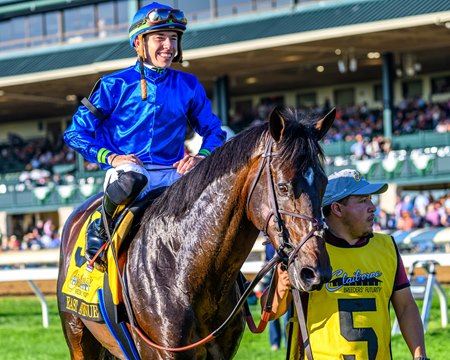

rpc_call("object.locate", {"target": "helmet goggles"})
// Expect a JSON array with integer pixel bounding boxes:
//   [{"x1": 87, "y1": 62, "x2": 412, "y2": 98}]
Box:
[
  {"x1": 146, "y1": 8, "x2": 187, "y2": 26},
  {"x1": 130, "y1": 8, "x2": 187, "y2": 33}
]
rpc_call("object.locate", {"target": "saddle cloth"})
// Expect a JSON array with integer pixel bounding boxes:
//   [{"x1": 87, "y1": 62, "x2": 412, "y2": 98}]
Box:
[{"x1": 61, "y1": 207, "x2": 136, "y2": 322}]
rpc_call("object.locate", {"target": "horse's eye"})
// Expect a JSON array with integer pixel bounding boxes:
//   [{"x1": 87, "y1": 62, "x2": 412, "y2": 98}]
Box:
[{"x1": 276, "y1": 183, "x2": 291, "y2": 197}]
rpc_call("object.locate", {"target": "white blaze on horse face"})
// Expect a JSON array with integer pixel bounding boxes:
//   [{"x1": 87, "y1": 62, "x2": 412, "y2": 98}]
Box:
[{"x1": 304, "y1": 167, "x2": 314, "y2": 187}]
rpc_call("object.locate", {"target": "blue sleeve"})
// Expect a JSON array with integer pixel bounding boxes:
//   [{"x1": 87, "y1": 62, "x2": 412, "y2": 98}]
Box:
[
  {"x1": 64, "y1": 79, "x2": 115, "y2": 165},
  {"x1": 187, "y1": 79, "x2": 226, "y2": 155},
  {"x1": 265, "y1": 243, "x2": 276, "y2": 261}
]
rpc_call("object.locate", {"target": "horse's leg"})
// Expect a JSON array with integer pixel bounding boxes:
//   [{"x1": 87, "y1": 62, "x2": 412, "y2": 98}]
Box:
[{"x1": 60, "y1": 312, "x2": 103, "y2": 360}]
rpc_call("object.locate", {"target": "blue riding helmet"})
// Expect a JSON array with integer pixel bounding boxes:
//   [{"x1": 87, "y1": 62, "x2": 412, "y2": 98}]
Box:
[{"x1": 129, "y1": 2, "x2": 187, "y2": 62}]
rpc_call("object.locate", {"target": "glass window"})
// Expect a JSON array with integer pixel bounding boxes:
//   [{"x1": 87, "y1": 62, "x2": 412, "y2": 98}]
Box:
[
  {"x1": 10, "y1": 17, "x2": 26, "y2": 49},
  {"x1": 64, "y1": 5, "x2": 95, "y2": 42},
  {"x1": 140, "y1": 0, "x2": 210, "y2": 22},
  {"x1": 334, "y1": 88, "x2": 354, "y2": 107},
  {"x1": 373, "y1": 84, "x2": 382, "y2": 102},
  {"x1": 217, "y1": 0, "x2": 252, "y2": 17},
  {"x1": 98, "y1": 2, "x2": 114, "y2": 38},
  {"x1": 178, "y1": 0, "x2": 210, "y2": 22},
  {"x1": 252, "y1": 0, "x2": 282, "y2": 12},
  {"x1": 116, "y1": 1, "x2": 129, "y2": 32},
  {"x1": 402, "y1": 80, "x2": 422, "y2": 99},
  {"x1": 431, "y1": 75, "x2": 450, "y2": 94},
  {"x1": 0, "y1": 21, "x2": 12, "y2": 50},
  {"x1": 44, "y1": 11, "x2": 61, "y2": 44},
  {"x1": 297, "y1": 92, "x2": 317, "y2": 108},
  {"x1": 28, "y1": 14, "x2": 44, "y2": 47}
]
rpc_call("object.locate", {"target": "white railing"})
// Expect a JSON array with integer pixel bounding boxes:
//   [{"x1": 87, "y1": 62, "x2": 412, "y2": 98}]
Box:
[
  {"x1": 0, "y1": 239, "x2": 448, "y2": 329},
  {"x1": 0, "y1": 249, "x2": 58, "y2": 328}
]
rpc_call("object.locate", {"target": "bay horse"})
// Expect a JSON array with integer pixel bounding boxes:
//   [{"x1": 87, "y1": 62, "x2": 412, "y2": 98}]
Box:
[{"x1": 57, "y1": 107, "x2": 335, "y2": 359}]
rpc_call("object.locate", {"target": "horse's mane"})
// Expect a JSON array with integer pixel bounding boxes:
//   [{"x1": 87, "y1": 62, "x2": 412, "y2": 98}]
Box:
[{"x1": 145, "y1": 107, "x2": 324, "y2": 220}]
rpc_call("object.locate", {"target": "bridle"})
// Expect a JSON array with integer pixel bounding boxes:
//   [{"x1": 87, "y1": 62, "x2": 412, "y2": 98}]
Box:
[
  {"x1": 246, "y1": 137, "x2": 324, "y2": 270},
  {"x1": 246, "y1": 136, "x2": 326, "y2": 360},
  {"x1": 107, "y1": 136, "x2": 324, "y2": 356}
]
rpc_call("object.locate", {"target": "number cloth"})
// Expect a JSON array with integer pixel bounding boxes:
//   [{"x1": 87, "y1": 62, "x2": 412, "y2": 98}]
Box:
[{"x1": 287, "y1": 232, "x2": 408, "y2": 360}]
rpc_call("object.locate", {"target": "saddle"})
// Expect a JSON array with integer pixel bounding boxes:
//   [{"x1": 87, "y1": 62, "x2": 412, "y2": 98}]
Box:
[{"x1": 61, "y1": 187, "x2": 166, "y2": 322}]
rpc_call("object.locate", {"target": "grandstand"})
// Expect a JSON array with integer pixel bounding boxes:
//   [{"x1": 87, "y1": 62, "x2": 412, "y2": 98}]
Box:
[{"x1": 0, "y1": 0, "x2": 449, "y2": 243}]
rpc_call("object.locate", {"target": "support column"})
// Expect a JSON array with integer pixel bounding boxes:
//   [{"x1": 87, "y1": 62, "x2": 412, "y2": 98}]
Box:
[
  {"x1": 213, "y1": 75, "x2": 230, "y2": 126},
  {"x1": 382, "y1": 52, "x2": 395, "y2": 140}
]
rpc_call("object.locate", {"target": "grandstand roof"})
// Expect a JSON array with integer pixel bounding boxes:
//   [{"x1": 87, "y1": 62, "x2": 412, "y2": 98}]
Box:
[{"x1": 0, "y1": 0, "x2": 449, "y2": 122}]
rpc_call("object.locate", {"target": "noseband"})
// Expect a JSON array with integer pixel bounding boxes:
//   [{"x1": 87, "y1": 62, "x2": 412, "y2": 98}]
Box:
[{"x1": 246, "y1": 137, "x2": 323, "y2": 269}]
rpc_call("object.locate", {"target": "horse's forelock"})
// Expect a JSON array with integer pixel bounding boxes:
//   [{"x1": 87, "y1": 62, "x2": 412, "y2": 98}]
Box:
[{"x1": 276, "y1": 109, "x2": 324, "y2": 171}]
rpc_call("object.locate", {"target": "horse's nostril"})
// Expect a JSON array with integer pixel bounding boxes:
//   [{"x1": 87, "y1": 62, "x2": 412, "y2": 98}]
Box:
[{"x1": 300, "y1": 267, "x2": 316, "y2": 284}]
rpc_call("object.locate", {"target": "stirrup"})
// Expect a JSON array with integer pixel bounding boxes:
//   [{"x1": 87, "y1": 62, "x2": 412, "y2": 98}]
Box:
[
  {"x1": 86, "y1": 253, "x2": 107, "y2": 273},
  {"x1": 85, "y1": 243, "x2": 108, "y2": 273}
]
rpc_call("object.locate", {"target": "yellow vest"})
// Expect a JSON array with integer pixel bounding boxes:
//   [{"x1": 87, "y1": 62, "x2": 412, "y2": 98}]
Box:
[{"x1": 287, "y1": 233, "x2": 398, "y2": 360}]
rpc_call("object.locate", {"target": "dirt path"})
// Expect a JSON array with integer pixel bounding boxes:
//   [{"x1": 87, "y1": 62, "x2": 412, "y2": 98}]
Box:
[{"x1": 0, "y1": 280, "x2": 56, "y2": 296}]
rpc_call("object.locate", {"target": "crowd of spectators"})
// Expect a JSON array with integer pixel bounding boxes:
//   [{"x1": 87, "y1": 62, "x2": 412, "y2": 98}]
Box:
[
  {"x1": 230, "y1": 98, "x2": 450, "y2": 144},
  {"x1": 1, "y1": 218, "x2": 61, "y2": 252},
  {"x1": 1, "y1": 97, "x2": 449, "y2": 179},
  {"x1": 374, "y1": 192, "x2": 450, "y2": 232}
]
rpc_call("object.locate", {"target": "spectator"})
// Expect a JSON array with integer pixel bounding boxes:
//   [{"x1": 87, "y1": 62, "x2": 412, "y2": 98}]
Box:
[
  {"x1": 397, "y1": 210, "x2": 415, "y2": 230},
  {"x1": 425, "y1": 202, "x2": 441, "y2": 227}
]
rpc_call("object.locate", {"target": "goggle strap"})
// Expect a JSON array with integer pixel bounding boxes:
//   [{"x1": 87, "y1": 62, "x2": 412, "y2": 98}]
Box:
[{"x1": 137, "y1": 35, "x2": 147, "y2": 101}]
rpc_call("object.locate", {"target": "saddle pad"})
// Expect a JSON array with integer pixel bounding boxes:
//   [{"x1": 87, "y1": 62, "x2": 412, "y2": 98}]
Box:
[
  {"x1": 61, "y1": 210, "x2": 105, "y2": 322},
  {"x1": 61, "y1": 208, "x2": 135, "y2": 322}
]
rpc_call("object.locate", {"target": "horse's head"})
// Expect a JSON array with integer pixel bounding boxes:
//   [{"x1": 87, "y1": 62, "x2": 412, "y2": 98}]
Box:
[{"x1": 247, "y1": 107, "x2": 335, "y2": 291}]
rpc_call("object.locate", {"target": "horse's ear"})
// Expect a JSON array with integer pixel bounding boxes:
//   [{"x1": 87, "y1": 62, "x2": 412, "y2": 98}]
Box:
[
  {"x1": 315, "y1": 107, "x2": 336, "y2": 140},
  {"x1": 269, "y1": 107, "x2": 285, "y2": 142}
]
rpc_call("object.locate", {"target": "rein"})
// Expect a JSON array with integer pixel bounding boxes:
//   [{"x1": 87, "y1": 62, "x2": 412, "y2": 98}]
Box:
[
  {"x1": 103, "y1": 209, "x2": 281, "y2": 352},
  {"x1": 104, "y1": 136, "x2": 320, "y2": 356}
]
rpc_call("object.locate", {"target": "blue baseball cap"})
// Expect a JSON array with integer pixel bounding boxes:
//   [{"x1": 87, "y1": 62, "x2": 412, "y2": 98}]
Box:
[{"x1": 322, "y1": 169, "x2": 388, "y2": 207}]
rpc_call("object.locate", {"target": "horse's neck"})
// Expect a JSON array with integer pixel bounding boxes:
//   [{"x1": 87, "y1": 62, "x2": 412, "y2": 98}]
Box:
[{"x1": 146, "y1": 170, "x2": 259, "y2": 289}]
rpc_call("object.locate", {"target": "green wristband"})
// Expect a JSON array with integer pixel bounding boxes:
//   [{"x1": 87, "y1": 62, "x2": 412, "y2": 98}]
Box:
[{"x1": 197, "y1": 149, "x2": 211, "y2": 157}]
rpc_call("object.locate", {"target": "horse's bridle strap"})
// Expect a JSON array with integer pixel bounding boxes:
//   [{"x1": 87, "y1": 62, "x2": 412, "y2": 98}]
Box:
[{"x1": 247, "y1": 136, "x2": 323, "y2": 268}]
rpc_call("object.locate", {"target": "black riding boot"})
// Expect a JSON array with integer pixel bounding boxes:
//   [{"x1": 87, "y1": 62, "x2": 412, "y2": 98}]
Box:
[{"x1": 85, "y1": 194, "x2": 119, "y2": 272}]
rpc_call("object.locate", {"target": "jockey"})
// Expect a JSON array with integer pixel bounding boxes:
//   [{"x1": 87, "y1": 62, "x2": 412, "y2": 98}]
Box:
[{"x1": 64, "y1": 2, "x2": 226, "y2": 272}]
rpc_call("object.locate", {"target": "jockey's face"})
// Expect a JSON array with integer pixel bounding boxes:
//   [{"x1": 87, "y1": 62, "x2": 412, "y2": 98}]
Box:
[{"x1": 138, "y1": 31, "x2": 178, "y2": 68}]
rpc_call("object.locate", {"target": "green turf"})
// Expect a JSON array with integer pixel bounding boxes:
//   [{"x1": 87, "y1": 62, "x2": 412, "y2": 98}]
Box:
[{"x1": 0, "y1": 287, "x2": 448, "y2": 359}]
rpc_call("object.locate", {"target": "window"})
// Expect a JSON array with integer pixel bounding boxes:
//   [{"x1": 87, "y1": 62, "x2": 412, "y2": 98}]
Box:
[
  {"x1": 217, "y1": 0, "x2": 252, "y2": 16},
  {"x1": 334, "y1": 88, "x2": 355, "y2": 107},
  {"x1": 44, "y1": 11, "x2": 61, "y2": 44},
  {"x1": 0, "y1": 21, "x2": 12, "y2": 50},
  {"x1": 373, "y1": 84, "x2": 382, "y2": 102},
  {"x1": 431, "y1": 75, "x2": 450, "y2": 94},
  {"x1": 296, "y1": 92, "x2": 317, "y2": 108},
  {"x1": 10, "y1": 17, "x2": 26, "y2": 49},
  {"x1": 402, "y1": 80, "x2": 422, "y2": 99},
  {"x1": 63, "y1": 5, "x2": 95, "y2": 42},
  {"x1": 116, "y1": 1, "x2": 129, "y2": 32},
  {"x1": 232, "y1": 99, "x2": 254, "y2": 131},
  {"x1": 28, "y1": 14, "x2": 44, "y2": 47},
  {"x1": 97, "y1": 2, "x2": 115, "y2": 38},
  {"x1": 180, "y1": 0, "x2": 210, "y2": 22}
]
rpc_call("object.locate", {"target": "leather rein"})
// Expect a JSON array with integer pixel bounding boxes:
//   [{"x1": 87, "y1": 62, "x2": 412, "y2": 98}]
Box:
[{"x1": 106, "y1": 136, "x2": 322, "y2": 356}]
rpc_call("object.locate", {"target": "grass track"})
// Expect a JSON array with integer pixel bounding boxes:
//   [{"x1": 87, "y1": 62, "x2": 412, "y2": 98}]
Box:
[{"x1": 0, "y1": 289, "x2": 448, "y2": 359}]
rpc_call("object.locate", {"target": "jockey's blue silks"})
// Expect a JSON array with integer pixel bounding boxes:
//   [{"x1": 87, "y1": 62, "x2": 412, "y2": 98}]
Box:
[{"x1": 64, "y1": 62, "x2": 225, "y2": 169}]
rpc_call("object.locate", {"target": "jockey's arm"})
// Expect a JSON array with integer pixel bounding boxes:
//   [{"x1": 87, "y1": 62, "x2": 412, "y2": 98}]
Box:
[{"x1": 260, "y1": 263, "x2": 292, "y2": 320}]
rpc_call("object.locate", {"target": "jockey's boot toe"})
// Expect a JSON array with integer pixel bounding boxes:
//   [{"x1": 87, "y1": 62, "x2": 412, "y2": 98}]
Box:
[{"x1": 85, "y1": 218, "x2": 108, "y2": 272}]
